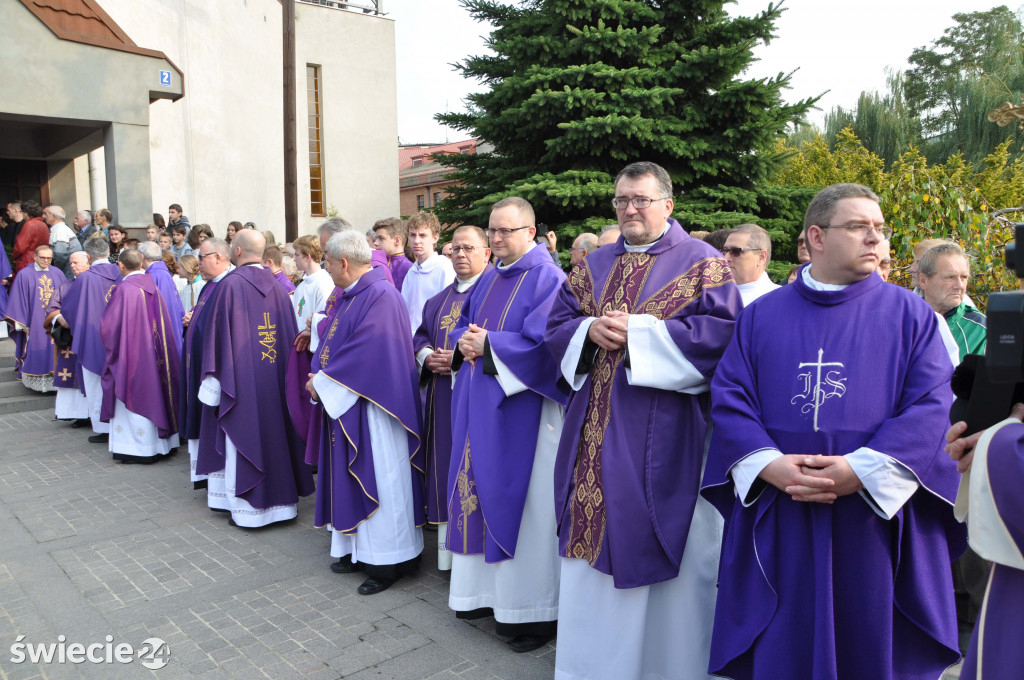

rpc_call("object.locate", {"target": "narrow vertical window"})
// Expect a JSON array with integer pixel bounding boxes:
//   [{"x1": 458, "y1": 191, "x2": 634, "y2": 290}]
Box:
[{"x1": 307, "y1": 64, "x2": 325, "y2": 216}]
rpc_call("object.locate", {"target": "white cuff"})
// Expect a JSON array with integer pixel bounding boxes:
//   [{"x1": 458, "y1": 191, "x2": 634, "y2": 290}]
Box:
[
  {"x1": 310, "y1": 312, "x2": 327, "y2": 354},
  {"x1": 51, "y1": 315, "x2": 63, "y2": 329},
  {"x1": 416, "y1": 347, "x2": 433, "y2": 372},
  {"x1": 490, "y1": 347, "x2": 528, "y2": 397},
  {"x1": 625, "y1": 314, "x2": 707, "y2": 393},
  {"x1": 559, "y1": 318, "x2": 596, "y2": 391},
  {"x1": 845, "y1": 447, "x2": 919, "y2": 520},
  {"x1": 198, "y1": 376, "x2": 222, "y2": 407},
  {"x1": 15, "y1": 321, "x2": 27, "y2": 332},
  {"x1": 730, "y1": 448, "x2": 783, "y2": 505},
  {"x1": 312, "y1": 372, "x2": 358, "y2": 420}
]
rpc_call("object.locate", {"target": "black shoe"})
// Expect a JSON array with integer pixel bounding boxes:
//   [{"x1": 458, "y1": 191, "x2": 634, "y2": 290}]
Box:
[
  {"x1": 88, "y1": 433, "x2": 109, "y2": 444},
  {"x1": 71, "y1": 418, "x2": 91, "y2": 429},
  {"x1": 456, "y1": 607, "x2": 493, "y2": 621},
  {"x1": 357, "y1": 576, "x2": 396, "y2": 595},
  {"x1": 193, "y1": 480, "x2": 208, "y2": 490},
  {"x1": 330, "y1": 555, "x2": 364, "y2": 574},
  {"x1": 210, "y1": 507, "x2": 230, "y2": 514},
  {"x1": 508, "y1": 634, "x2": 552, "y2": 653}
]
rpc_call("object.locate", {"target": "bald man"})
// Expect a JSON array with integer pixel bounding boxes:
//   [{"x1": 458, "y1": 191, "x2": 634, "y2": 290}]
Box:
[{"x1": 194, "y1": 230, "x2": 314, "y2": 527}]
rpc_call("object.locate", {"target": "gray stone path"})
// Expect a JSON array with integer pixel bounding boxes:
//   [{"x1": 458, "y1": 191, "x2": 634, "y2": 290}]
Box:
[{"x1": 0, "y1": 340, "x2": 555, "y2": 680}]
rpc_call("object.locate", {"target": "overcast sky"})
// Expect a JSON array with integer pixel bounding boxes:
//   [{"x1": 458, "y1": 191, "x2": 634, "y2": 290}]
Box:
[{"x1": 389, "y1": 0, "x2": 1022, "y2": 144}]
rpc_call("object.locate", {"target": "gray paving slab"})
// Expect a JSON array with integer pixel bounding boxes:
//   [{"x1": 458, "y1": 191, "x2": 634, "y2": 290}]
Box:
[{"x1": 0, "y1": 338, "x2": 555, "y2": 680}]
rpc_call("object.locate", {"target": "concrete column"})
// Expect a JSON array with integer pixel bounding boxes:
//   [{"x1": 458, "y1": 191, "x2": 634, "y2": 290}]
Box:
[
  {"x1": 103, "y1": 122, "x2": 153, "y2": 230},
  {"x1": 88, "y1": 148, "x2": 107, "y2": 212}
]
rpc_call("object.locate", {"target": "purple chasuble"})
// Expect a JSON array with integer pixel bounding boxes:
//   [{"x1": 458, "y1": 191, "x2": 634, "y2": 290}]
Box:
[
  {"x1": 371, "y1": 249, "x2": 395, "y2": 286},
  {"x1": 146, "y1": 260, "x2": 185, "y2": 353},
  {"x1": 5, "y1": 265, "x2": 65, "y2": 380},
  {"x1": 701, "y1": 269, "x2": 966, "y2": 680},
  {"x1": 961, "y1": 423, "x2": 1024, "y2": 680},
  {"x1": 62, "y1": 262, "x2": 120, "y2": 382},
  {"x1": 412, "y1": 267, "x2": 492, "y2": 524},
  {"x1": 310, "y1": 266, "x2": 425, "y2": 533},
  {"x1": 271, "y1": 268, "x2": 296, "y2": 294},
  {"x1": 99, "y1": 274, "x2": 180, "y2": 437},
  {"x1": 178, "y1": 278, "x2": 221, "y2": 440},
  {"x1": 46, "y1": 281, "x2": 78, "y2": 390},
  {"x1": 546, "y1": 221, "x2": 741, "y2": 588},
  {"x1": 0, "y1": 250, "x2": 11, "y2": 320},
  {"x1": 388, "y1": 253, "x2": 413, "y2": 291},
  {"x1": 447, "y1": 245, "x2": 568, "y2": 562},
  {"x1": 195, "y1": 266, "x2": 314, "y2": 508}
]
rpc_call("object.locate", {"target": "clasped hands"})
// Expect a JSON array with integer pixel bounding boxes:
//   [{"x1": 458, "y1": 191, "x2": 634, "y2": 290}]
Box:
[
  {"x1": 759, "y1": 454, "x2": 863, "y2": 504},
  {"x1": 587, "y1": 309, "x2": 630, "y2": 352},
  {"x1": 458, "y1": 324, "x2": 487, "y2": 365},
  {"x1": 425, "y1": 348, "x2": 454, "y2": 375}
]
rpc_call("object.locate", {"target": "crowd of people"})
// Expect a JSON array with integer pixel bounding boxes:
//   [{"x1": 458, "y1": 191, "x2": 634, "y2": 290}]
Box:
[{"x1": 0, "y1": 161, "x2": 1019, "y2": 679}]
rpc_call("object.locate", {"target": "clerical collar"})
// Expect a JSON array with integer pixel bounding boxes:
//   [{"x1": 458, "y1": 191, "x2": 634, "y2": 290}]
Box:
[
  {"x1": 623, "y1": 223, "x2": 671, "y2": 253},
  {"x1": 124, "y1": 270, "x2": 144, "y2": 278},
  {"x1": 801, "y1": 264, "x2": 850, "y2": 291},
  {"x1": 33, "y1": 263, "x2": 49, "y2": 272},
  {"x1": 498, "y1": 242, "x2": 536, "y2": 270},
  {"x1": 243, "y1": 262, "x2": 262, "y2": 268},
  {"x1": 212, "y1": 265, "x2": 235, "y2": 283},
  {"x1": 345, "y1": 273, "x2": 364, "y2": 292},
  {"x1": 456, "y1": 270, "x2": 485, "y2": 293}
]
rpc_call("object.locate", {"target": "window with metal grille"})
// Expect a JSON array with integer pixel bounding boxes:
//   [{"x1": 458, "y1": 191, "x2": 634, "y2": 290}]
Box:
[{"x1": 307, "y1": 65, "x2": 326, "y2": 216}]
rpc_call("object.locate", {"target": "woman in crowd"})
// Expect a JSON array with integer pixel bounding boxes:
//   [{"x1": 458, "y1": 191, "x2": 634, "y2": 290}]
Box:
[
  {"x1": 177, "y1": 253, "x2": 204, "y2": 313},
  {"x1": 152, "y1": 212, "x2": 166, "y2": 232},
  {"x1": 188, "y1": 224, "x2": 214, "y2": 250},
  {"x1": 107, "y1": 225, "x2": 128, "y2": 264},
  {"x1": 225, "y1": 220, "x2": 243, "y2": 244}
]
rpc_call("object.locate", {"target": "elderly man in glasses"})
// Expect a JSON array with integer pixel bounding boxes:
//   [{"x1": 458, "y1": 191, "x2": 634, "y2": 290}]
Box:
[
  {"x1": 412, "y1": 226, "x2": 493, "y2": 573},
  {"x1": 545, "y1": 161, "x2": 741, "y2": 679},
  {"x1": 446, "y1": 196, "x2": 568, "y2": 653},
  {"x1": 723, "y1": 224, "x2": 780, "y2": 306},
  {"x1": 703, "y1": 183, "x2": 965, "y2": 680},
  {"x1": 6, "y1": 245, "x2": 65, "y2": 392}
]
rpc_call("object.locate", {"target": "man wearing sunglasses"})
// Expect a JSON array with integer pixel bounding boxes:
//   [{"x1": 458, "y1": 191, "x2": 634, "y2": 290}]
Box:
[{"x1": 722, "y1": 224, "x2": 779, "y2": 306}]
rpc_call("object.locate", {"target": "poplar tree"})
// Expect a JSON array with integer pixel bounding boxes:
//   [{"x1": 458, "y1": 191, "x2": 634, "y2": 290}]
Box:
[{"x1": 434, "y1": 0, "x2": 817, "y2": 243}]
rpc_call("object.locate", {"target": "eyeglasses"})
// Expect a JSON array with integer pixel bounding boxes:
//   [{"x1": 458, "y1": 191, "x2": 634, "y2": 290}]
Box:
[
  {"x1": 796, "y1": 237, "x2": 806, "y2": 245},
  {"x1": 450, "y1": 245, "x2": 480, "y2": 254},
  {"x1": 722, "y1": 247, "x2": 762, "y2": 257},
  {"x1": 36, "y1": 256, "x2": 53, "y2": 261},
  {"x1": 611, "y1": 196, "x2": 670, "y2": 210},
  {"x1": 821, "y1": 224, "x2": 893, "y2": 239},
  {"x1": 197, "y1": 252, "x2": 218, "y2": 260},
  {"x1": 486, "y1": 226, "x2": 531, "y2": 238}
]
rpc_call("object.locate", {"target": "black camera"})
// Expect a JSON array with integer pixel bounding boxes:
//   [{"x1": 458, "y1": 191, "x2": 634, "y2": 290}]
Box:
[{"x1": 950, "y1": 223, "x2": 1024, "y2": 434}]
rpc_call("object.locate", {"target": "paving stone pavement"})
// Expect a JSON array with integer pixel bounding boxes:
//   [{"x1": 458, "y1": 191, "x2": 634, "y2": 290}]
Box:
[{"x1": 0, "y1": 341, "x2": 556, "y2": 680}]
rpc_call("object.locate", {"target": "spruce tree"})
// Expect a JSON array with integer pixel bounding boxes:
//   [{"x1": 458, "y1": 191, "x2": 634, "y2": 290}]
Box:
[{"x1": 433, "y1": 0, "x2": 817, "y2": 247}]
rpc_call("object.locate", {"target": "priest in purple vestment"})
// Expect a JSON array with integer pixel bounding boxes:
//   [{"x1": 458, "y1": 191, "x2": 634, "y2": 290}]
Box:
[
  {"x1": 99, "y1": 249, "x2": 181, "y2": 462},
  {"x1": 179, "y1": 238, "x2": 233, "y2": 490},
  {"x1": 446, "y1": 197, "x2": 568, "y2": 653},
  {"x1": 947, "y1": 405, "x2": 1024, "y2": 680},
  {"x1": 0, "y1": 246, "x2": 11, "y2": 339},
  {"x1": 702, "y1": 183, "x2": 966, "y2": 680},
  {"x1": 412, "y1": 226, "x2": 492, "y2": 571},
  {"x1": 307, "y1": 230, "x2": 424, "y2": 596},
  {"x1": 138, "y1": 241, "x2": 185, "y2": 353},
  {"x1": 545, "y1": 162, "x2": 742, "y2": 680},
  {"x1": 46, "y1": 252, "x2": 91, "y2": 424},
  {"x1": 61, "y1": 238, "x2": 121, "y2": 440},
  {"x1": 195, "y1": 230, "x2": 313, "y2": 527},
  {"x1": 5, "y1": 245, "x2": 65, "y2": 392}
]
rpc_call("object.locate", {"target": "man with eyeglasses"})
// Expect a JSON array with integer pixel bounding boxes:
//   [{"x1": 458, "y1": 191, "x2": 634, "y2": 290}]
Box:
[
  {"x1": 412, "y1": 225, "x2": 493, "y2": 572},
  {"x1": 569, "y1": 232, "x2": 597, "y2": 267},
  {"x1": 446, "y1": 196, "x2": 568, "y2": 653},
  {"x1": 703, "y1": 183, "x2": 965, "y2": 679},
  {"x1": 61, "y1": 238, "x2": 121, "y2": 441},
  {"x1": 545, "y1": 161, "x2": 740, "y2": 680},
  {"x1": 178, "y1": 238, "x2": 233, "y2": 489},
  {"x1": 723, "y1": 223, "x2": 779, "y2": 306},
  {"x1": 6, "y1": 245, "x2": 65, "y2": 392}
]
